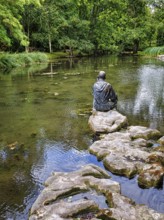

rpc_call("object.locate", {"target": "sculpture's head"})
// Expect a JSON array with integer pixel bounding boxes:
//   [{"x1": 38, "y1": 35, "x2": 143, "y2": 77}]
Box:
[{"x1": 97, "y1": 71, "x2": 106, "y2": 80}]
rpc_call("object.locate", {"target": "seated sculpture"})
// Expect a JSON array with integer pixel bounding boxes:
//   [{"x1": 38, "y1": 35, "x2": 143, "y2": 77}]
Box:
[{"x1": 93, "y1": 71, "x2": 118, "y2": 111}]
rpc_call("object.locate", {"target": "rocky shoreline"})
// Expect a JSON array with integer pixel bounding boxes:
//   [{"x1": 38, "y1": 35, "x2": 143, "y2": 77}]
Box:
[{"x1": 29, "y1": 110, "x2": 164, "y2": 220}]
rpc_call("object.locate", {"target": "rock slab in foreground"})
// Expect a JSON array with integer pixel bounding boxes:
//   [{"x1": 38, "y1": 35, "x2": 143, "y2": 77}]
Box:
[{"x1": 29, "y1": 165, "x2": 164, "y2": 220}]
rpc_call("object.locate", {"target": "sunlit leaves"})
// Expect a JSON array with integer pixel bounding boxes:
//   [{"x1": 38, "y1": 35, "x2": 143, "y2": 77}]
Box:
[
  {"x1": 0, "y1": 0, "x2": 43, "y2": 49},
  {"x1": 0, "y1": 0, "x2": 163, "y2": 52}
]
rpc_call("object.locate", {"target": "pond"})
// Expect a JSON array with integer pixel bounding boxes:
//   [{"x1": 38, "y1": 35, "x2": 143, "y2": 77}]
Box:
[{"x1": 0, "y1": 56, "x2": 164, "y2": 219}]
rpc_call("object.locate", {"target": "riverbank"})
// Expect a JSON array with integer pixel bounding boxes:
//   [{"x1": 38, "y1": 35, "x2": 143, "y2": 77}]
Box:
[
  {"x1": 0, "y1": 51, "x2": 91, "y2": 70},
  {"x1": 0, "y1": 52, "x2": 48, "y2": 69},
  {"x1": 1, "y1": 49, "x2": 163, "y2": 70}
]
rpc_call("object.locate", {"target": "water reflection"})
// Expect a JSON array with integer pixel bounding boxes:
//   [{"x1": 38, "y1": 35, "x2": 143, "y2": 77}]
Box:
[
  {"x1": 31, "y1": 139, "x2": 102, "y2": 182},
  {"x1": 0, "y1": 56, "x2": 164, "y2": 219},
  {"x1": 111, "y1": 174, "x2": 164, "y2": 213},
  {"x1": 133, "y1": 65, "x2": 164, "y2": 128},
  {"x1": 30, "y1": 138, "x2": 164, "y2": 214}
]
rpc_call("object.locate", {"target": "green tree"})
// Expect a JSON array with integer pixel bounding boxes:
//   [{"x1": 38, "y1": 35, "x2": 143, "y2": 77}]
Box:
[
  {"x1": 1, "y1": 0, "x2": 162, "y2": 54},
  {"x1": 121, "y1": 0, "x2": 150, "y2": 53},
  {"x1": 72, "y1": 0, "x2": 150, "y2": 54},
  {"x1": 58, "y1": 0, "x2": 93, "y2": 55},
  {"x1": 0, "y1": 0, "x2": 42, "y2": 51},
  {"x1": 28, "y1": 0, "x2": 93, "y2": 54},
  {"x1": 32, "y1": 0, "x2": 67, "y2": 53},
  {"x1": 152, "y1": 0, "x2": 164, "y2": 46}
]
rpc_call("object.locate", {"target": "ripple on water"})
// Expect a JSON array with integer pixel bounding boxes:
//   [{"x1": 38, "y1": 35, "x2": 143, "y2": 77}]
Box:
[
  {"x1": 30, "y1": 140, "x2": 104, "y2": 185},
  {"x1": 112, "y1": 174, "x2": 164, "y2": 213}
]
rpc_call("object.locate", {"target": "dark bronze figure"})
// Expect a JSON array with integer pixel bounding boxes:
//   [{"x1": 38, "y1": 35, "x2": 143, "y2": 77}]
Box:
[{"x1": 93, "y1": 71, "x2": 118, "y2": 111}]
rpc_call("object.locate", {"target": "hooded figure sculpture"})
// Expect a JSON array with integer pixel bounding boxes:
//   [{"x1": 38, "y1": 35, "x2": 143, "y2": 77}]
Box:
[{"x1": 93, "y1": 71, "x2": 118, "y2": 111}]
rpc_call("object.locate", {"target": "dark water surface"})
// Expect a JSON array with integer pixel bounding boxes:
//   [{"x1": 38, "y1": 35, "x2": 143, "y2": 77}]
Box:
[{"x1": 0, "y1": 56, "x2": 164, "y2": 219}]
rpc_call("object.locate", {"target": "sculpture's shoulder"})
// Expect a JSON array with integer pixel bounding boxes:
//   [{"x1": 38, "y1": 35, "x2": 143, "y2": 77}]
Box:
[{"x1": 106, "y1": 81, "x2": 111, "y2": 87}]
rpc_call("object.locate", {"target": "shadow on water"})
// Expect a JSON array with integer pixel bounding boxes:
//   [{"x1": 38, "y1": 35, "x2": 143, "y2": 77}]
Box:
[{"x1": 0, "y1": 56, "x2": 164, "y2": 219}]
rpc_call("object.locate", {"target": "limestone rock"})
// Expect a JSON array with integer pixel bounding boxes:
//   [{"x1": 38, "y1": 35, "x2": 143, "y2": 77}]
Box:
[
  {"x1": 29, "y1": 164, "x2": 120, "y2": 220},
  {"x1": 128, "y1": 126, "x2": 161, "y2": 140},
  {"x1": 29, "y1": 165, "x2": 164, "y2": 220},
  {"x1": 108, "y1": 192, "x2": 164, "y2": 220},
  {"x1": 89, "y1": 131, "x2": 150, "y2": 178},
  {"x1": 147, "y1": 151, "x2": 164, "y2": 165},
  {"x1": 158, "y1": 136, "x2": 164, "y2": 146},
  {"x1": 30, "y1": 200, "x2": 99, "y2": 220},
  {"x1": 89, "y1": 130, "x2": 164, "y2": 187},
  {"x1": 88, "y1": 110, "x2": 128, "y2": 133},
  {"x1": 138, "y1": 163, "x2": 164, "y2": 188},
  {"x1": 104, "y1": 154, "x2": 140, "y2": 178}
]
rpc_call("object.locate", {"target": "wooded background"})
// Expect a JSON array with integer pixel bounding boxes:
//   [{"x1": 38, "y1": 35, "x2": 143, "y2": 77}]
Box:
[{"x1": 0, "y1": 0, "x2": 163, "y2": 54}]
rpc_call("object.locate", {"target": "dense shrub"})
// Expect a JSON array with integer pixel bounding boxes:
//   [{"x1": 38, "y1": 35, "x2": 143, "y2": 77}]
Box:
[{"x1": 0, "y1": 52, "x2": 48, "y2": 69}]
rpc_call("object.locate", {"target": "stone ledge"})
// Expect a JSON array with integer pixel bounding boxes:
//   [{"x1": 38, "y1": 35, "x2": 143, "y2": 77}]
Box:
[
  {"x1": 88, "y1": 110, "x2": 163, "y2": 189},
  {"x1": 89, "y1": 128, "x2": 163, "y2": 187},
  {"x1": 29, "y1": 164, "x2": 164, "y2": 220}
]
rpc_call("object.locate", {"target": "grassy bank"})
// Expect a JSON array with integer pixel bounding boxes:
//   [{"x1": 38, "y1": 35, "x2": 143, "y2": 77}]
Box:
[
  {"x1": 0, "y1": 51, "x2": 91, "y2": 70},
  {"x1": 142, "y1": 46, "x2": 164, "y2": 56},
  {"x1": 0, "y1": 52, "x2": 48, "y2": 70}
]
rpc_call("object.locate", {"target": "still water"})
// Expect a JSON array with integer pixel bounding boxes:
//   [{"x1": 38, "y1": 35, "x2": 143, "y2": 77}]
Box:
[{"x1": 0, "y1": 56, "x2": 164, "y2": 219}]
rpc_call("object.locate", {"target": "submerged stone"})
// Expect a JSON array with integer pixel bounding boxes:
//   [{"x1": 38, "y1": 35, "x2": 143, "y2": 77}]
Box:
[
  {"x1": 7, "y1": 141, "x2": 24, "y2": 150},
  {"x1": 77, "y1": 107, "x2": 92, "y2": 116},
  {"x1": 41, "y1": 72, "x2": 58, "y2": 75},
  {"x1": 64, "y1": 72, "x2": 81, "y2": 76},
  {"x1": 7, "y1": 141, "x2": 18, "y2": 150}
]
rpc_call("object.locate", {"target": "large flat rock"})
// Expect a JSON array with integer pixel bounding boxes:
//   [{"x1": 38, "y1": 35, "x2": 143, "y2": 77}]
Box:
[
  {"x1": 29, "y1": 164, "x2": 119, "y2": 220},
  {"x1": 89, "y1": 128, "x2": 164, "y2": 187},
  {"x1": 88, "y1": 110, "x2": 128, "y2": 133},
  {"x1": 29, "y1": 165, "x2": 164, "y2": 220}
]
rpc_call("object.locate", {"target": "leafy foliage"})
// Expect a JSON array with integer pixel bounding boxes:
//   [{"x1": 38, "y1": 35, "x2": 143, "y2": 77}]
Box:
[
  {"x1": 0, "y1": 0, "x2": 42, "y2": 49},
  {"x1": 0, "y1": 0, "x2": 163, "y2": 54},
  {"x1": 0, "y1": 52, "x2": 48, "y2": 69}
]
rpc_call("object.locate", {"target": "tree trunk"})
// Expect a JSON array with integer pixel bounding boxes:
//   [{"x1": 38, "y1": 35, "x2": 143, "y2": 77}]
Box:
[
  {"x1": 49, "y1": 35, "x2": 52, "y2": 53},
  {"x1": 133, "y1": 39, "x2": 139, "y2": 54},
  {"x1": 25, "y1": 22, "x2": 30, "y2": 52},
  {"x1": 69, "y1": 47, "x2": 73, "y2": 57}
]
